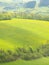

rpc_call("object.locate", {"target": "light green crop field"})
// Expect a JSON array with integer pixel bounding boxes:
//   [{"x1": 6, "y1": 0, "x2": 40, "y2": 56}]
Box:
[
  {"x1": 0, "y1": 19, "x2": 49, "y2": 50},
  {"x1": 0, "y1": 19, "x2": 49, "y2": 65}
]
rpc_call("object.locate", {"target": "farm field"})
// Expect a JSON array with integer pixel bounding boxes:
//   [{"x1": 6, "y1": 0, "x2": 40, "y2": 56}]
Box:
[
  {"x1": 0, "y1": 19, "x2": 49, "y2": 50},
  {"x1": 0, "y1": 19, "x2": 49, "y2": 65}
]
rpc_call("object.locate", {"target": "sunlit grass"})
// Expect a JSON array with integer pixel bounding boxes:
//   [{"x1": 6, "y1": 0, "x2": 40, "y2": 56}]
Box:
[
  {"x1": 0, "y1": 57, "x2": 49, "y2": 65},
  {"x1": 0, "y1": 19, "x2": 49, "y2": 65},
  {"x1": 0, "y1": 19, "x2": 49, "y2": 50}
]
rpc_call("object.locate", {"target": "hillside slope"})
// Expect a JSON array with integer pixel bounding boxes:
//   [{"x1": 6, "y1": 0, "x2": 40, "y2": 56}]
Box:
[{"x1": 0, "y1": 19, "x2": 49, "y2": 50}]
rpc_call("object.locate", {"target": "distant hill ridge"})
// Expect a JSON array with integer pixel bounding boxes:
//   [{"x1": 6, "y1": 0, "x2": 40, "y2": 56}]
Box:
[{"x1": 0, "y1": 0, "x2": 49, "y2": 11}]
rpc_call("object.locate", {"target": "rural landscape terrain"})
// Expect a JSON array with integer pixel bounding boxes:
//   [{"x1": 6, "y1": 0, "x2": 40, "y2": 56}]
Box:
[{"x1": 0, "y1": 0, "x2": 49, "y2": 65}]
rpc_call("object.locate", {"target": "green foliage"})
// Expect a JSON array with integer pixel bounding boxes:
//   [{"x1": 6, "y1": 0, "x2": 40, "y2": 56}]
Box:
[
  {"x1": 0, "y1": 11, "x2": 49, "y2": 21},
  {"x1": 0, "y1": 43, "x2": 49, "y2": 63}
]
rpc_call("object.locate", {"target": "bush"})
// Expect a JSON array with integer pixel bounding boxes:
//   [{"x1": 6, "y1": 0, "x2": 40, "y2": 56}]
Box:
[{"x1": 0, "y1": 42, "x2": 49, "y2": 63}]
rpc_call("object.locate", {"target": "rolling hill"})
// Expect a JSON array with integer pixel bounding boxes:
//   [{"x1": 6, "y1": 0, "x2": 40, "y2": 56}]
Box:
[
  {"x1": 0, "y1": 19, "x2": 49, "y2": 64},
  {"x1": 0, "y1": 0, "x2": 49, "y2": 65},
  {"x1": 0, "y1": 19, "x2": 49, "y2": 50},
  {"x1": 0, "y1": 0, "x2": 49, "y2": 12}
]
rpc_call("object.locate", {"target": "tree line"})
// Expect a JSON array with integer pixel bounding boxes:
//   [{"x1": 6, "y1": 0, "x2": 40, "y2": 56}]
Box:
[{"x1": 0, "y1": 12, "x2": 49, "y2": 21}]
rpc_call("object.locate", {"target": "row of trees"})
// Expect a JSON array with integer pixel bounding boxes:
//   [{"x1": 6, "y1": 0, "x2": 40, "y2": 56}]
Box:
[
  {"x1": 0, "y1": 12, "x2": 49, "y2": 21},
  {"x1": 0, "y1": 43, "x2": 49, "y2": 63}
]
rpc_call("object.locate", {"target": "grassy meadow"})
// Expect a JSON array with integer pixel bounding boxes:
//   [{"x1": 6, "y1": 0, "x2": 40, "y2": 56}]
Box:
[
  {"x1": 0, "y1": 19, "x2": 49, "y2": 49},
  {"x1": 1, "y1": 57, "x2": 49, "y2": 65},
  {"x1": 0, "y1": 19, "x2": 49, "y2": 65}
]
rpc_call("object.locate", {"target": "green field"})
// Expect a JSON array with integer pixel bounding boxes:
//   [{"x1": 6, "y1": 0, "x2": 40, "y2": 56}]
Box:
[
  {"x1": 0, "y1": 19, "x2": 49, "y2": 65},
  {"x1": 0, "y1": 57, "x2": 49, "y2": 65}
]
